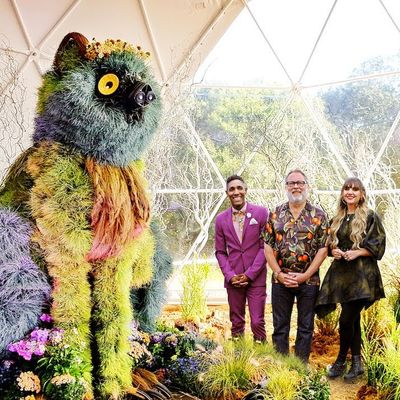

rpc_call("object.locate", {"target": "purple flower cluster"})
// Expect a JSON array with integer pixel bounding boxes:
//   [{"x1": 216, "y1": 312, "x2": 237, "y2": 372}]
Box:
[
  {"x1": 150, "y1": 332, "x2": 165, "y2": 344},
  {"x1": 165, "y1": 357, "x2": 203, "y2": 395},
  {"x1": 150, "y1": 332, "x2": 179, "y2": 347},
  {"x1": 170, "y1": 357, "x2": 201, "y2": 375},
  {"x1": 7, "y1": 325, "x2": 65, "y2": 361}
]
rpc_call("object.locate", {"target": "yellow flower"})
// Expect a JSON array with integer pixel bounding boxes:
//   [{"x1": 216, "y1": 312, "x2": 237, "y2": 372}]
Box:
[
  {"x1": 140, "y1": 332, "x2": 150, "y2": 345},
  {"x1": 85, "y1": 38, "x2": 150, "y2": 61},
  {"x1": 17, "y1": 371, "x2": 41, "y2": 393},
  {"x1": 129, "y1": 341, "x2": 145, "y2": 360},
  {"x1": 50, "y1": 374, "x2": 76, "y2": 386}
]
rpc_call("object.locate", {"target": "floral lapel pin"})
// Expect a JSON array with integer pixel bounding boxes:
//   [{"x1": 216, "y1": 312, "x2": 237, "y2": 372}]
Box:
[{"x1": 246, "y1": 212, "x2": 252, "y2": 218}]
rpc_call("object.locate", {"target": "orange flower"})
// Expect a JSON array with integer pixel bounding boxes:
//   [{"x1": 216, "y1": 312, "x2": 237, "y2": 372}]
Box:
[
  {"x1": 311, "y1": 217, "x2": 321, "y2": 226},
  {"x1": 307, "y1": 232, "x2": 313, "y2": 239}
]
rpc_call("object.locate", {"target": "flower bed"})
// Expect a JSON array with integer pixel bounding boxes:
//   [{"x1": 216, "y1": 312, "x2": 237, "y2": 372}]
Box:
[{"x1": 0, "y1": 312, "x2": 333, "y2": 400}]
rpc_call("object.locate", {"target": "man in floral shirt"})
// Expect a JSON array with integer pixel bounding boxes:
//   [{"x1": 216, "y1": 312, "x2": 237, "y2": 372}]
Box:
[{"x1": 262, "y1": 169, "x2": 328, "y2": 362}]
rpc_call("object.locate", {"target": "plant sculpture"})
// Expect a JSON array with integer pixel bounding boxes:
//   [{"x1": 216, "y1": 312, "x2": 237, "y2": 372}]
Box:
[{"x1": 0, "y1": 32, "x2": 173, "y2": 400}]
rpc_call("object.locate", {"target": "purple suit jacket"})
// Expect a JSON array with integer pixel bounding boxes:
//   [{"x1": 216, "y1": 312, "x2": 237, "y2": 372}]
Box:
[{"x1": 215, "y1": 203, "x2": 268, "y2": 288}]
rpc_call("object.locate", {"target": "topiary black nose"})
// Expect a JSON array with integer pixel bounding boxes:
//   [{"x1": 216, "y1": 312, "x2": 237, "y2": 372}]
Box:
[{"x1": 128, "y1": 81, "x2": 156, "y2": 110}]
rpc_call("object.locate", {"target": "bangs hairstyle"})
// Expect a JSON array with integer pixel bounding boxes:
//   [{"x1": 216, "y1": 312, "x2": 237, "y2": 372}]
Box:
[
  {"x1": 329, "y1": 177, "x2": 368, "y2": 249},
  {"x1": 342, "y1": 178, "x2": 362, "y2": 192}
]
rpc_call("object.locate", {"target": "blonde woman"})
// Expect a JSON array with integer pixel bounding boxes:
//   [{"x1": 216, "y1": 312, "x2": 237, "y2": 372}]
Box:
[{"x1": 315, "y1": 177, "x2": 385, "y2": 381}]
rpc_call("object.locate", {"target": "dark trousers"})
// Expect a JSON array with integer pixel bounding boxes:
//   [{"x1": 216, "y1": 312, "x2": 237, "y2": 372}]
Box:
[
  {"x1": 339, "y1": 299, "x2": 367, "y2": 357},
  {"x1": 271, "y1": 282, "x2": 319, "y2": 361},
  {"x1": 226, "y1": 285, "x2": 267, "y2": 341}
]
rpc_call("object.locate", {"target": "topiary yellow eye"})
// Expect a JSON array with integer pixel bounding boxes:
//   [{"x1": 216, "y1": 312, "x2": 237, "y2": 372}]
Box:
[{"x1": 97, "y1": 73, "x2": 119, "y2": 95}]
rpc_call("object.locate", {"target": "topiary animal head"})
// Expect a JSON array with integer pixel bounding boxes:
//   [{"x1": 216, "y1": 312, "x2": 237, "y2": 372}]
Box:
[{"x1": 34, "y1": 32, "x2": 162, "y2": 166}]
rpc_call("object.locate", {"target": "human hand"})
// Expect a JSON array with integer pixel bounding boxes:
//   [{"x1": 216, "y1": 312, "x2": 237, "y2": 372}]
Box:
[
  {"x1": 288, "y1": 272, "x2": 308, "y2": 285},
  {"x1": 230, "y1": 274, "x2": 249, "y2": 287},
  {"x1": 280, "y1": 272, "x2": 299, "y2": 288},
  {"x1": 332, "y1": 248, "x2": 345, "y2": 260},
  {"x1": 343, "y1": 249, "x2": 359, "y2": 261},
  {"x1": 235, "y1": 274, "x2": 250, "y2": 287},
  {"x1": 230, "y1": 275, "x2": 241, "y2": 286}
]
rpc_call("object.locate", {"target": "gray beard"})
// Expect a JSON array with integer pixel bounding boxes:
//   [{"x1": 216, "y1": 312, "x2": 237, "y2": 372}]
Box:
[{"x1": 287, "y1": 190, "x2": 308, "y2": 203}]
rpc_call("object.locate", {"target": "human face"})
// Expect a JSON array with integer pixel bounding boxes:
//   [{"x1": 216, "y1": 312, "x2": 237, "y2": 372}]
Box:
[
  {"x1": 342, "y1": 185, "x2": 362, "y2": 209},
  {"x1": 226, "y1": 179, "x2": 247, "y2": 210},
  {"x1": 285, "y1": 172, "x2": 308, "y2": 204}
]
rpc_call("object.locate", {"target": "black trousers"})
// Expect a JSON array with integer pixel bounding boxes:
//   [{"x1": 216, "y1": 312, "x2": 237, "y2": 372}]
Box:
[
  {"x1": 339, "y1": 299, "x2": 367, "y2": 357},
  {"x1": 271, "y1": 282, "x2": 319, "y2": 362}
]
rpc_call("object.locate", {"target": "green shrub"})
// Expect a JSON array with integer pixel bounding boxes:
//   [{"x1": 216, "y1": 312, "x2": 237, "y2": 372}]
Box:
[
  {"x1": 200, "y1": 340, "x2": 268, "y2": 400},
  {"x1": 296, "y1": 370, "x2": 330, "y2": 400},
  {"x1": 363, "y1": 315, "x2": 400, "y2": 399},
  {"x1": 181, "y1": 260, "x2": 211, "y2": 322},
  {"x1": 362, "y1": 299, "x2": 395, "y2": 343},
  {"x1": 264, "y1": 365, "x2": 301, "y2": 400},
  {"x1": 315, "y1": 306, "x2": 340, "y2": 336},
  {"x1": 387, "y1": 270, "x2": 400, "y2": 323}
]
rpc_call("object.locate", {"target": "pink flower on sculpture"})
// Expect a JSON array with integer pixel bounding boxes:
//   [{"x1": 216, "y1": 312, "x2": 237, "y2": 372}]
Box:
[
  {"x1": 40, "y1": 313, "x2": 53, "y2": 323},
  {"x1": 48, "y1": 328, "x2": 64, "y2": 345},
  {"x1": 30, "y1": 329, "x2": 49, "y2": 344},
  {"x1": 8, "y1": 340, "x2": 33, "y2": 361},
  {"x1": 33, "y1": 343, "x2": 46, "y2": 356}
]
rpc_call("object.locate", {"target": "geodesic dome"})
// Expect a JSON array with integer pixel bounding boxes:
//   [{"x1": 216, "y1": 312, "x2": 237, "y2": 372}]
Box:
[{"x1": 1, "y1": 0, "x2": 400, "y2": 302}]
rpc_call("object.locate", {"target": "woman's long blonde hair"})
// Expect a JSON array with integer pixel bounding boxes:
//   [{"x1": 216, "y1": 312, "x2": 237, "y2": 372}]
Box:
[{"x1": 329, "y1": 177, "x2": 368, "y2": 249}]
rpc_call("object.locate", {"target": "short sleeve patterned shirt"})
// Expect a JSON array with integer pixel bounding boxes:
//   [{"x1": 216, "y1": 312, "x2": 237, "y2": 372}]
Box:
[{"x1": 261, "y1": 201, "x2": 329, "y2": 285}]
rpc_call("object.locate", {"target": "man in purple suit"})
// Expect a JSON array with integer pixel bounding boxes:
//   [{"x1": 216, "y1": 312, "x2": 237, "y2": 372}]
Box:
[{"x1": 215, "y1": 175, "x2": 269, "y2": 342}]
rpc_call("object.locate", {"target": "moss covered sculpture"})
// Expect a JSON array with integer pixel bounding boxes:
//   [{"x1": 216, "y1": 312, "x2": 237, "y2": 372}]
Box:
[{"x1": 0, "y1": 32, "x2": 173, "y2": 399}]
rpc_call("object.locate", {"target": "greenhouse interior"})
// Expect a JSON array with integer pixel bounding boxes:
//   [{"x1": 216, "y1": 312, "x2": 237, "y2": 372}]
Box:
[{"x1": 0, "y1": 0, "x2": 399, "y2": 399}]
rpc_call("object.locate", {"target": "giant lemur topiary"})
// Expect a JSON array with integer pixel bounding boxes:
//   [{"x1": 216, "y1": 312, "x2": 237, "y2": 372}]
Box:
[{"x1": 0, "y1": 32, "x2": 173, "y2": 399}]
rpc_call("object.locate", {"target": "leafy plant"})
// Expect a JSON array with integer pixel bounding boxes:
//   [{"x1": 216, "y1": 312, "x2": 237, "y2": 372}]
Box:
[
  {"x1": 387, "y1": 269, "x2": 400, "y2": 323},
  {"x1": 296, "y1": 370, "x2": 330, "y2": 400},
  {"x1": 148, "y1": 331, "x2": 197, "y2": 369},
  {"x1": 43, "y1": 375, "x2": 87, "y2": 400},
  {"x1": 165, "y1": 356, "x2": 205, "y2": 396},
  {"x1": 263, "y1": 365, "x2": 301, "y2": 400},
  {"x1": 200, "y1": 340, "x2": 268, "y2": 400},
  {"x1": 362, "y1": 311, "x2": 400, "y2": 399},
  {"x1": 0, "y1": 315, "x2": 92, "y2": 400},
  {"x1": 315, "y1": 306, "x2": 340, "y2": 336},
  {"x1": 180, "y1": 260, "x2": 211, "y2": 322},
  {"x1": 362, "y1": 299, "x2": 395, "y2": 343}
]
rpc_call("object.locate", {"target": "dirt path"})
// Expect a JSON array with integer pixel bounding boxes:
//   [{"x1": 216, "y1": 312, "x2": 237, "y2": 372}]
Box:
[
  {"x1": 310, "y1": 346, "x2": 365, "y2": 399},
  {"x1": 330, "y1": 379, "x2": 364, "y2": 400}
]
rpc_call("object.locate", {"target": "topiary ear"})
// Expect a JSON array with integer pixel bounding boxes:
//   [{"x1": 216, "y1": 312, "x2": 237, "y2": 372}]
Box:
[{"x1": 53, "y1": 32, "x2": 89, "y2": 74}]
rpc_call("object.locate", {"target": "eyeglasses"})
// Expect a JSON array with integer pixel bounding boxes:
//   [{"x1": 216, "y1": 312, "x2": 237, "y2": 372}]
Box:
[{"x1": 286, "y1": 180, "x2": 307, "y2": 188}]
